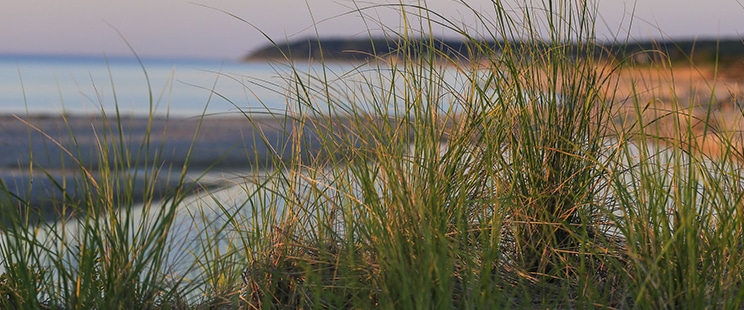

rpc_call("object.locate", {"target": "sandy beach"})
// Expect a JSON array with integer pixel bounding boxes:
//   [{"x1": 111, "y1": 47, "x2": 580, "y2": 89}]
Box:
[{"x1": 605, "y1": 64, "x2": 744, "y2": 161}]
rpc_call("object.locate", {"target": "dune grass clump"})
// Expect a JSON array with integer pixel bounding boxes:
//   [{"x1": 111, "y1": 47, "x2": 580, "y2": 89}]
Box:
[
  {"x1": 222, "y1": 1, "x2": 624, "y2": 307},
  {"x1": 2, "y1": 0, "x2": 744, "y2": 308},
  {"x1": 0, "y1": 114, "x2": 191, "y2": 308}
]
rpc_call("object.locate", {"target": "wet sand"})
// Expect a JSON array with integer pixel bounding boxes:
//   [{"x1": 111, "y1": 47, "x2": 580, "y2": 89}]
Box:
[{"x1": 0, "y1": 113, "x2": 319, "y2": 221}]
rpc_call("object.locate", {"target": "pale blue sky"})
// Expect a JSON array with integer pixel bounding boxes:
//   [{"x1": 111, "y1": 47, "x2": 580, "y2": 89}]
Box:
[{"x1": 1, "y1": 0, "x2": 742, "y2": 60}]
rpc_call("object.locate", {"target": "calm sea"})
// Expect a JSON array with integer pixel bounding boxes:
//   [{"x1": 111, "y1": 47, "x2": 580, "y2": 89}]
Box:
[
  {"x1": 1, "y1": 55, "x2": 480, "y2": 118},
  {"x1": 0, "y1": 54, "x2": 296, "y2": 117}
]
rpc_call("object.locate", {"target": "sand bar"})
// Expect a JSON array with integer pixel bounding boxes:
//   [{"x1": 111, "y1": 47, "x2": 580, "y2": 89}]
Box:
[{"x1": 0, "y1": 113, "x2": 318, "y2": 221}]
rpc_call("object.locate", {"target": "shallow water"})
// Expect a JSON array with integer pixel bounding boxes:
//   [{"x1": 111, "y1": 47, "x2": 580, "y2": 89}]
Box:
[{"x1": 0, "y1": 167, "x2": 283, "y2": 288}]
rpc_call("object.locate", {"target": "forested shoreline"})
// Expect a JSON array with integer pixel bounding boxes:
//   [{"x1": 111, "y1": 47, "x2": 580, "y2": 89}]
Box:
[{"x1": 245, "y1": 37, "x2": 744, "y2": 66}]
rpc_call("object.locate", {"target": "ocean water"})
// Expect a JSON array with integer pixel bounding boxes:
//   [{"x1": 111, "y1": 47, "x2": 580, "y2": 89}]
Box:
[
  {"x1": 0, "y1": 55, "x2": 484, "y2": 118},
  {"x1": 0, "y1": 54, "x2": 292, "y2": 117}
]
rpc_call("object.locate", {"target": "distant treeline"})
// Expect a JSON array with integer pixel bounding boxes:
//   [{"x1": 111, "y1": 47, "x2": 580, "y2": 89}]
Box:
[{"x1": 244, "y1": 37, "x2": 744, "y2": 65}]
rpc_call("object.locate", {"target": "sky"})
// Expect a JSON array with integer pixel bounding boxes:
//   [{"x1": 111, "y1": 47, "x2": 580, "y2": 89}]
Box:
[{"x1": 1, "y1": 0, "x2": 742, "y2": 61}]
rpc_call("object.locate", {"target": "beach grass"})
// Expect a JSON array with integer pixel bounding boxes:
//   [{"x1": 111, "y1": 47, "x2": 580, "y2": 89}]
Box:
[{"x1": 3, "y1": 0, "x2": 744, "y2": 308}]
